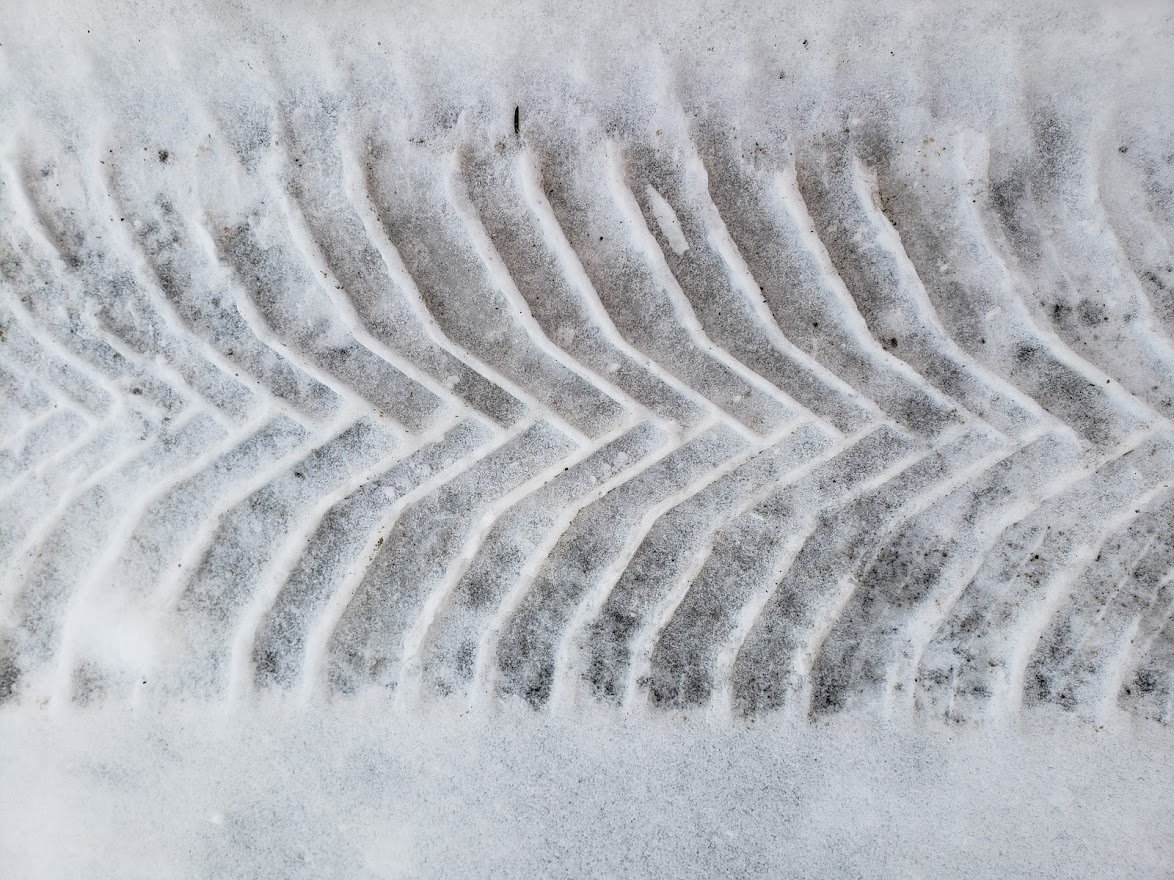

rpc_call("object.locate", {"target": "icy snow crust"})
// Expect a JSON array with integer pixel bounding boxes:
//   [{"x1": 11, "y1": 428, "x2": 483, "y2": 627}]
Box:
[{"x1": 0, "y1": 0, "x2": 1171, "y2": 876}]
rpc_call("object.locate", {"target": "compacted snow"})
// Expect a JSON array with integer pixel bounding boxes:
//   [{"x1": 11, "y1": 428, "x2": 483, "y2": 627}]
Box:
[{"x1": 0, "y1": 0, "x2": 1171, "y2": 876}]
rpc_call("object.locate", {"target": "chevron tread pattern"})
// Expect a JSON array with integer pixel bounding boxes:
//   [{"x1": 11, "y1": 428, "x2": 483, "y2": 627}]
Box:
[{"x1": 0, "y1": 89, "x2": 1170, "y2": 726}]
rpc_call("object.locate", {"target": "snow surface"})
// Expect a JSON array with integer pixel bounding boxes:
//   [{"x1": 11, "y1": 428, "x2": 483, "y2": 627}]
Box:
[
  {"x1": 1, "y1": 0, "x2": 1172, "y2": 876},
  {"x1": 3, "y1": 701, "x2": 1173, "y2": 879}
]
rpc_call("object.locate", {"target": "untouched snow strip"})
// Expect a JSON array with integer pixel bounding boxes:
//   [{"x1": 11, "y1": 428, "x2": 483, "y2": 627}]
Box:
[{"x1": 1, "y1": 702, "x2": 1172, "y2": 880}]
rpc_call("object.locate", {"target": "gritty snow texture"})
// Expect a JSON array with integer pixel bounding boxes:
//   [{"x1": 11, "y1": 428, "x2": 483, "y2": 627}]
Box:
[{"x1": 0, "y1": 0, "x2": 1172, "y2": 876}]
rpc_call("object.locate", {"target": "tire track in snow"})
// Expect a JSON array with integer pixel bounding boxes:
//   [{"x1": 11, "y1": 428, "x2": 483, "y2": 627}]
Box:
[{"x1": 0, "y1": 97, "x2": 1169, "y2": 728}]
